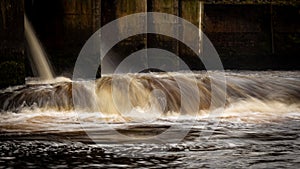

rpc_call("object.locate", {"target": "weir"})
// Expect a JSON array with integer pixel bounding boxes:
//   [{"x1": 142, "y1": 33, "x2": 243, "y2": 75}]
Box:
[
  {"x1": 0, "y1": 1, "x2": 300, "y2": 167},
  {"x1": 0, "y1": 71, "x2": 299, "y2": 167},
  {"x1": 1, "y1": 72, "x2": 299, "y2": 114}
]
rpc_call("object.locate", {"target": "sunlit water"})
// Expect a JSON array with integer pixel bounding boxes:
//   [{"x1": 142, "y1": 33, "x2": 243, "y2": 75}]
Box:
[
  {"x1": 24, "y1": 15, "x2": 54, "y2": 80},
  {"x1": 0, "y1": 71, "x2": 299, "y2": 168}
]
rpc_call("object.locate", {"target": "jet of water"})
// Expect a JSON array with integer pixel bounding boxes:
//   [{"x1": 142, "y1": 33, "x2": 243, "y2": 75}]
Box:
[{"x1": 24, "y1": 15, "x2": 54, "y2": 80}]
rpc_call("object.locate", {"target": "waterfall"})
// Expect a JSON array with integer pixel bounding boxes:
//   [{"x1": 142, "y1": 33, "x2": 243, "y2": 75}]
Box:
[
  {"x1": 24, "y1": 15, "x2": 54, "y2": 80},
  {"x1": 1, "y1": 72, "x2": 299, "y2": 115}
]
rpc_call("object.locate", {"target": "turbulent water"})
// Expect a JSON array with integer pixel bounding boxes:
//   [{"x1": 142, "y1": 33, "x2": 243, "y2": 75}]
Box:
[{"x1": 0, "y1": 71, "x2": 300, "y2": 168}]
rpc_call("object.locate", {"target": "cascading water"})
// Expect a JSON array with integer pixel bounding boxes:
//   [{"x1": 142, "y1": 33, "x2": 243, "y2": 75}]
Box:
[
  {"x1": 0, "y1": 71, "x2": 299, "y2": 168},
  {"x1": 24, "y1": 15, "x2": 54, "y2": 80},
  {"x1": 0, "y1": 71, "x2": 299, "y2": 119}
]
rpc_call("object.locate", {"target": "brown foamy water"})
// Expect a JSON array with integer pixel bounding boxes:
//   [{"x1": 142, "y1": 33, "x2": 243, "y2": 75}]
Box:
[{"x1": 0, "y1": 71, "x2": 299, "y2": 168}]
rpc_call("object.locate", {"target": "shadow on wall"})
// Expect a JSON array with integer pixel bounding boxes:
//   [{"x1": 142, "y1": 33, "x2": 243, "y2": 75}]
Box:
[{"x1": 0, "y1": 0, "x2": 25, "y2": 88}]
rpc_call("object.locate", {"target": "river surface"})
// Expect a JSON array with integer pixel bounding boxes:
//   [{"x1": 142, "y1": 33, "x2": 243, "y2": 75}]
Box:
[{"x1": 0, "y1": 71, "x2": 299, "y2": 168}]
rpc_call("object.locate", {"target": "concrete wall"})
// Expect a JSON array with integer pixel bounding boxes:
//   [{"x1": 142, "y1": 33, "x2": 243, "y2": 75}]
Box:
[
  {"x1": 101, "y1": 0, "x2": 147, "y2": 72},
  {"x1": 0, "y1": 0, "x2": 25, "y2": 88},
  {"x1": 25, "y1": 0, "x2": 101, "y2": 76},
  {"x1": 204, "y1": 5, "x2": 272, "y2": 69},
  {"x1": 0, "y1": 0, "x2": 298, "y2": 88},
  {"x1": 21, "y1": 0, "x2": 300, "y2": 77},
  {"x1": 1, "y1": 0, "x2": 299, "y2": 88},
  {"x1": 204, "y1": 4, "x2": 300, "y2": 69},
  {"x1": 273, "y1": 5, "x2": 300, "y2": 68}
]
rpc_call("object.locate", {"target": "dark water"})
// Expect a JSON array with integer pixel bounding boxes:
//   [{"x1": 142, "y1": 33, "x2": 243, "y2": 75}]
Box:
[
  {"x1": 0, "y1": 71, "x2": 300, "y2": 168},
  {"x1": 1, "y1": 119, "x2": 300, "y2": 168}
]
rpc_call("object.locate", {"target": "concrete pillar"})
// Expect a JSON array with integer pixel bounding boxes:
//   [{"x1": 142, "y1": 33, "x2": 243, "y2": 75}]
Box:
[
  {"x1": 148, "y1": 0, "x2": 180, "y2": 71},
  {"x1": 180, "y1": 0, "x2": 204, "y2": 69},
  {"x1": 0, "y1": 0, "x2": 25, "y2": 88},
  {"x1": 101, "y1": 0, "x2": 147, "y2": 73}
]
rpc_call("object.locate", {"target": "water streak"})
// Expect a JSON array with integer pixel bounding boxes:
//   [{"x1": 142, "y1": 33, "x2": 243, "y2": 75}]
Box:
[{"x1": 24, "y1": 15, "x2": 54, "y2": 80}]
